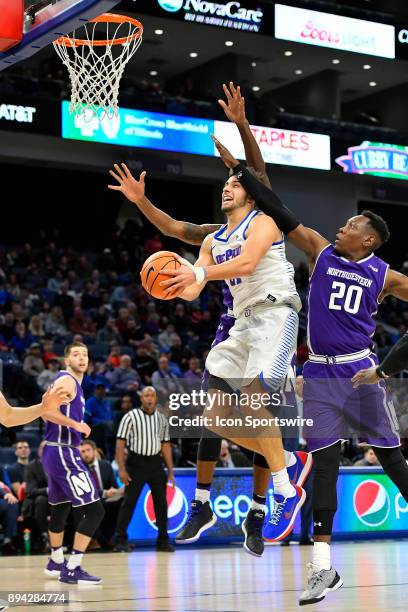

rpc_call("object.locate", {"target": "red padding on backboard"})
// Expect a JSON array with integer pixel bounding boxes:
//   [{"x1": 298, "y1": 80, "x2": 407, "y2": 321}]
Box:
[{"x1": 0, "y1": 0, "x2": 24, "y2": 52}]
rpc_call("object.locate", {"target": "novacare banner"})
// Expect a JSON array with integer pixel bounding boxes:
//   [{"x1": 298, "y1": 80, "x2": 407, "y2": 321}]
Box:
[
  {"x1": 275, "y1": 4, "x2": 395, "y2": 59},
  {"x1": 61, "y1": 102, "x2": 331, "y2": 171}
]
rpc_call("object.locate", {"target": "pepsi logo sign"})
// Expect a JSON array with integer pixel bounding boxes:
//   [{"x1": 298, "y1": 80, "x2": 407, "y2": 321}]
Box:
[
  {"x1": 144, "y1": 484, "x2": 188, "y2": 533},
  {"x1": 353, "y1": 480, "x2": 390, "y2": 527}
]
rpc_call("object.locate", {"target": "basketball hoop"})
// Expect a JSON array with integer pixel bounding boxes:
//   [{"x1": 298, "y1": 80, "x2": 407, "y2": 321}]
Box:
[{"x1": 54, "y1": 13, "x2": 143, "y2": 119}]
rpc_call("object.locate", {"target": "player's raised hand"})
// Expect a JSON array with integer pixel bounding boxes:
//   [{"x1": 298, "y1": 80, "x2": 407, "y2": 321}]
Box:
[
  {"x1": 108, "y1": 163, "x2": 146, "y2": 203},
  {"x1": 352, "y1": 366, "x2": 381, "y2": 388},
  {"x1": 211, "y1": 134, "x2": 239, "y2": 169},
  {"x1": 218, "y1": 82, "x2": 246, "y2": 125}
]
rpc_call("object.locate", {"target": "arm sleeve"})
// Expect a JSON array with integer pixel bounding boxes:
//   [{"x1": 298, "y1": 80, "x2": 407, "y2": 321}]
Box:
[
  {"x1": 380, "y1": 333, "x2": 408, "y2": 376},
  {"x1": 232, "y1": 163, "x2": 301, "y2": 234}
]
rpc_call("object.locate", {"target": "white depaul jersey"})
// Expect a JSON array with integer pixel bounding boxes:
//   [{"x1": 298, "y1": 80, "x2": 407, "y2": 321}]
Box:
[{"x1": 211, "y1": 210, "x2": 301, "y2": 318}]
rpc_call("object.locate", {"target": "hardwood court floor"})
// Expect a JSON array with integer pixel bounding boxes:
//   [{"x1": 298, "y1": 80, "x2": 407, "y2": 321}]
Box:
[{"x1": 1, "y1": 541, "x2": 408, "y2": 611}]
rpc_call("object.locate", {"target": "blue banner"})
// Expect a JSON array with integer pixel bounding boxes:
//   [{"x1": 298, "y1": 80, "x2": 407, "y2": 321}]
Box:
[{"x1": 62, "y1": 101, "x2": 215, "y2": 156}]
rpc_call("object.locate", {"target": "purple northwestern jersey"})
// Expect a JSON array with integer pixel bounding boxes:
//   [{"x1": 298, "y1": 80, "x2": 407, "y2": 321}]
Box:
[
  {"x1": 222, "y1": 282, "x2": 233, "y2": 314},
  {"x1": 307, "y1": 245, "x2": 389, "y2": 355},
  {"x1": 44, "y1": 371, "x2": 85, "y2": 447}
]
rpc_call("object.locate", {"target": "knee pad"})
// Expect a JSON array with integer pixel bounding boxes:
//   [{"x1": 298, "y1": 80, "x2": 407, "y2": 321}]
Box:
[
  {"x1": 253, "y1": 452, "x2": 269, "y2": 469},
  {"x1": 312, "y1": 442, "x2": 341, "y2": 513},
  {"x1": 207, "y1": 375, "x2": 234, "y2": 395},
  {"x1": 197, "y1": 435, "x2": 222, "y2": 462},
  {"x1": 48, "y1": 502, "x2": 71, "y2": 533},
  {"x1": 73, "y1": 500, "x2": 105, "y2": 538}
]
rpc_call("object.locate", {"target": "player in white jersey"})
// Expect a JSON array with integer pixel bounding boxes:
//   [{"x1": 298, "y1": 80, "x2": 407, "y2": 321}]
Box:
[{"x1": 161, "y1": 162, "x2": 305, "y2": 540}]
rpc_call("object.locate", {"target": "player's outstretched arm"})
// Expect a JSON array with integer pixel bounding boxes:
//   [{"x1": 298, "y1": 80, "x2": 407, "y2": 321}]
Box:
[
  {"x1": 0, "y1": 387, "x2": 70, "y2": 428},
  {"x1": 352, "y1": 332, "x2": 408, "y2": 387},
  {"x1": 381, "y1": 269, "x2": 408, "y2": 301},
  {"x1": 108, "y1": 163, "x2": 219, "y2": 246},
  {"x1": 211, "y1": 135, "x2": 329, "y2": 263},
  {"x1": 218, "y1": 82, "x2": 271, "y2": 187}
]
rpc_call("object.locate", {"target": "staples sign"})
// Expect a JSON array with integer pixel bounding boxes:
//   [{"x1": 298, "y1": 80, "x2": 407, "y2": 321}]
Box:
[
  {"x1": 213, "y1": 121, "x2": 331, "y2": 170},
  {"x1": 275, "y1": 4, "x2": 395, "y2": 59}
]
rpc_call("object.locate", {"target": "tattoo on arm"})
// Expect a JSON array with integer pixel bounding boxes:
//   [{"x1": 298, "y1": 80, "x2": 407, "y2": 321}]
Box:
[{"x1": 182, "y1": 222, "x2": 222, "y2": 245}]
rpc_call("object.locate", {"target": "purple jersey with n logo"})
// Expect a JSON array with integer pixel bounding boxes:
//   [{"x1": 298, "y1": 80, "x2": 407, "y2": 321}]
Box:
[
  {"x1": 44, "y1": 371, "x2": 85, "y2": 447},
  {"x1": 307, "y1": 245, "x2": 389, "y2": 355}
]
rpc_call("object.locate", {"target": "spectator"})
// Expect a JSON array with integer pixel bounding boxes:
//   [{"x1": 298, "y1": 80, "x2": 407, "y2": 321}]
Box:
[
  {"x1": 69, "y1": 306, "x2": 95, "y2": 336},
  {"x1": 0, "y1": 476, "x2": 19, "y2": 555},
  {"x1": 8, "y1": 439, "x2": 31, "y2": 496},
  {"x1": 107, "y1": 341, "x2": 121, "y2": 369},
  {"x1": 42, "y1": 339, "x2": 58, "y2": 367},
  {"x1": 85, "y1": 384, "x2": 114, "y2": 456},
  {"x1": 169, "y1": 334, "x2": 193, "y2": 369},
  {"x1": 79, "y1": 439, "x2": 123, "y2": 550},
  {"x1": 133, "y1": 342, "x2": 157, "y2": 383},
  {"x1": 109, "y1": 355, "x2": 143, "y2": 394},
  {"x1": 44, "y1": 306, "x2": 69, "y2": 337},
  {"x1": 23, "y1": 342, "x2": 45, "y2": 378},
  {"x1": 96, "y1": 317, "x2": 123, "y2": 345},
  {"x1": 158, "y1": 323, "x2": 176, "y2": 352},
  {"x1": 22, "y1": 440, "x2": 49, "y2": 552},
  {"x1": 354, "y1": 447, "x2": 381, "y2": 466},
  {"x1": 0, "y1": 312, "x2": 15, "y2": 342},
  {"x1": 151, "y1": 355, "x2": 183, "y2": 404},
  {"x1": 183, "y1": 357, "x2": 203, "y2": 381},
  {"x1": 172, "y1": 303, "x2": 190, "y2": 336},
  {"x1": 122, "y1": 318, "x2": 144, "y2": 347},
  {"x1": 144, "y1": 233, "x2": 163, "y2": 255},
  {"x1": 113, "y1": 394, "x2": 134, "y2": 433},
  {"x1": 11, "y1": 322, "x2": 35, "y2": 356},
  {"x1": 37, "y1": 358, "x2": 60, "y2": 391},
  {"x1": 28, "y1": 315, "x2": 46, "y2": 340},
  {"x1": 116, "y1": 307, "x2": 130, "y2": 335}
]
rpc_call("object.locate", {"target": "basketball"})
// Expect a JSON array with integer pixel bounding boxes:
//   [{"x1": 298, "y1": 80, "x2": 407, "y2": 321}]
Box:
[{"x1": 140, "y1": 250, "x2": 181, "y2": 300}]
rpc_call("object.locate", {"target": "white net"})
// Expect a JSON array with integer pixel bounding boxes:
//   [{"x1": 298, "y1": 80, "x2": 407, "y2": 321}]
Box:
[{"x1": 53, "y1": 14, "x2": 143, "y2": 120}]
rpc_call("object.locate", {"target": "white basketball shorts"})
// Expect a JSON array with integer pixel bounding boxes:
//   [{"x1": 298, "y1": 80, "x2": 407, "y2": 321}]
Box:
[{"x1": 205, "y1": 304, "x2": 298, "y2": 391}]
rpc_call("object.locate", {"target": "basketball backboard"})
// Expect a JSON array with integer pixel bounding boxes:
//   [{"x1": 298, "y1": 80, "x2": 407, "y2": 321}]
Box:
[{"x1": 0, "y1": 0, "x2": 121, "y2": 71}]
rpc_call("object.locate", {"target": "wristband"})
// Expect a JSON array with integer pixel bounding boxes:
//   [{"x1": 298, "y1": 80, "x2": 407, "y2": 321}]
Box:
[
  {"x1": 376, "y1": 366, "x2": 389, "y2": 379},
  {"x1": 193, "y1": 267, "x2": 206, "y2": 284}
]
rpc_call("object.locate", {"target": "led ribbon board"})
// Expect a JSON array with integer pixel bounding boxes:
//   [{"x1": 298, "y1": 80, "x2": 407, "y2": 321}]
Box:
[
  {"x1": 275, "y1": 3, "x2": 395, "y2": 59},
  {"x1": 61, "y1": 102, "x2": 331, "y2": 171},
  {"x1": 336, "y1": 141, "x2": 408, "y2": 180}
]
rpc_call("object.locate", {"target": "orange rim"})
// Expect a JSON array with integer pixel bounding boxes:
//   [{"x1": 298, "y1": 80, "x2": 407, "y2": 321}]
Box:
[{"x1": 54, "y1": 13, "x2": 143, "y2": 48}]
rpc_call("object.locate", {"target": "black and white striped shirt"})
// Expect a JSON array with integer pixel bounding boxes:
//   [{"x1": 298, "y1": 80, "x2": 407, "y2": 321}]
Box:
[{"x1": 117, "y1": 408, "x2": 170, "y2": 456}]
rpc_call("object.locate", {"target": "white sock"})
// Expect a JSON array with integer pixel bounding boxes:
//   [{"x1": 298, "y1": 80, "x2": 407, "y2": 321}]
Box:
[
  {"x1": 272, "y1": 468, "x2": 296, "y2": 498},
  {"x1": 251, "y1": 500, "x2": 267, "y2": 513},
  {"x1": 312, "y1": 542, "x2": 331, "y2": 571},
  {"x1": 195, "y1": 488, "x2": 210, "y2": 504},
  {"x1": 284, "y1": 450, "x2": 296, "y2": 467},
  {"x1": 67, "y1": 551, "x2": 83, "y2": 570},
  {"x1": 51, "y1": 547, "x2": 64, "y2": 564}
]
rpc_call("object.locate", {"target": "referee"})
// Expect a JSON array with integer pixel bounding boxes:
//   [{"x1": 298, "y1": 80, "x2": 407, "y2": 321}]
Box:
[{"x1": 114, "y1": 386, "x2": 175, "y2": 553}]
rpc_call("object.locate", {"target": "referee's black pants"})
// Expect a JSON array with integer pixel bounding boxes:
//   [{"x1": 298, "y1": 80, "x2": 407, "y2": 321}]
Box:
[{"x1": 115, "y1": 453, "x2": 169, "y2": 543}]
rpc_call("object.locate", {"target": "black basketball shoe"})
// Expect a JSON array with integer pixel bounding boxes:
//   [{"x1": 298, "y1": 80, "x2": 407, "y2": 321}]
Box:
[
  {"x1": 175, "y1": 500, "x2": 217, "y2": 544},
  {"x1": 242, "y1": 508, "x2": 266, "y2": 557}
]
